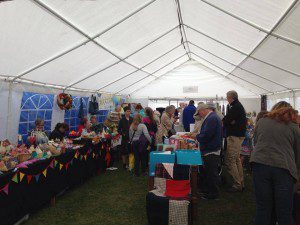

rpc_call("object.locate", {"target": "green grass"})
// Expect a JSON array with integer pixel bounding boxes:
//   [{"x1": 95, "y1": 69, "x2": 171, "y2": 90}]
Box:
[{"x1": 25, "y1": 168, "x2": 255, "y2": 225}]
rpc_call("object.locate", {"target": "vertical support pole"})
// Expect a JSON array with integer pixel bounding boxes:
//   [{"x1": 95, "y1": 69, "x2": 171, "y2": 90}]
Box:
[
  {"x1": 191, "y1": 165, "x2": 198, "y2": 221},
  {"x1": 6, "y1": 82, "x2": 13, "y2": 139},
  {"x1": 292, "y1": 91, "x2": 296, "y2": 108},
  {"x1": 260, "y1": 95, "x2": 267, "y2": 111}
]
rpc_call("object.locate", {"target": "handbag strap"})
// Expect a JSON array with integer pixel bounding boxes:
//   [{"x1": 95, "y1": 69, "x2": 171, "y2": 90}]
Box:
[{"x1": 129, "y1": 130, "x2": 136, "y2": 143}]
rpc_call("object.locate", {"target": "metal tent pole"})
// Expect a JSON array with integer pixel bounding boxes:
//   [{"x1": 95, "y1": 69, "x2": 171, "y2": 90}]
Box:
[
  {"x1": 200, "y1": 0, "x2": 300, "y2": 47},
  {"x1": 184, "y1": 24, "x2": 300, "y2": 78},
  {"x1": 13, "y1": 0, "x2": 157, "y2": 81}
]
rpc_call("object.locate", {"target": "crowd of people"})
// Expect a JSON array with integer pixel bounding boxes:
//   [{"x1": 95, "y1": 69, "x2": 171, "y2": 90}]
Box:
[{"x1": 26, "y1": 91, "x2": 300, "y2": 225}]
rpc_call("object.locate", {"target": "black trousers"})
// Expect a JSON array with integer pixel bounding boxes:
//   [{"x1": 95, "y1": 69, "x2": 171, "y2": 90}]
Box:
[
  {"x1": 132, "y1": 141, "x2": 148, "y2": 175},
  {"x1": 202, "y1": 154, "x2": 221, "y2": 198},
  {"x1": 252, "y1": 163, "x2": 295, "y2": 225}
]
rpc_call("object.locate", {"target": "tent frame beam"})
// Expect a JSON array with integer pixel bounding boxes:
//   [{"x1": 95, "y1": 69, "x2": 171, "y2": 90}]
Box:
[
  {"x1": 223, "y1": 0, "x2": 299, "y2": 84},
  {"x1": 116, "y1": 54, "x2": 188, "y2": 94},
  {"x1": 188, "y1": 41, "x2": 292, "y2": 91},
  {"x1": 30, "y1": 0, "x2": 168, "y2": 86},
  {"x1": 175, "y1": 0, "x2": 192, "y2": 59},
  {"x1": 190, "y1": 52, "x2": 271, "y2": 93},
  {"x1": 97, "y1": 42, "x2": 185, "y2": 91},
  {"x1": 200, "y1": 0, "x2": 300, "y2": 47},
  {"x1": 12, "y1": 0, "x2": 157, "y2": 82},
  {"x1": 129, "y1": 60, "x2": 189, "y2": 95},
  {"x1": 130, "y1": 57, "x2": 261, "y2": 97},
  {"x1": 184, "y1": 24, "x2": 300, "y2": 79},
  {"x1": 63, "y1": 25, "x2": 179, "y2": 90}
]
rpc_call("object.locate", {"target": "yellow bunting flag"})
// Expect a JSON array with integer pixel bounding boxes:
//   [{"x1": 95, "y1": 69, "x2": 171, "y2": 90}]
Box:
[
  {"x1": 93, "y1": 153, "x2": 95, "y2": 158},
  {"x1": 42, "y1": 169, "x2": 47, "y2": 177},
  {"x1": 84, "y1": 155, "x2": 87, "y2": 161},
  {"x1": 20, "y1": 172, "x2": 25, "y2": 182},
  {"x1": 59, "y1": 164, "x2": 63, "y2": 170},
  {"x1": 74, "y1": 152, "x2": 78, "y2": 159}
]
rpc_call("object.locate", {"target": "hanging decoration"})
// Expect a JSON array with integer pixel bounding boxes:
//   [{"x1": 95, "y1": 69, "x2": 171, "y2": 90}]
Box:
[{"x1": 57, "y1": 93, "x2": 73, "y2": 110}]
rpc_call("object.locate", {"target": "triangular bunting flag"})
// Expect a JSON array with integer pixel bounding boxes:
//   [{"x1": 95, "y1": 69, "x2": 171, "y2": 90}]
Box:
[
  {"x1": 49, "y1": 160, "x2": 54, "y2": 169},
  {"x1": 54, "y1": 160, "x2": 58, "y2": 167},
  {"x1": 59, "y1": 164, "x2": 63, "y2": 170},
  {"x1": 2, "y1": 184, "x2": 9, "y2": 195},
  {"x1": 74, "y1": 152, "x2": 78, "y2": 159},
  {"x1": 42, "y1": 169, "x2": 47, "y2": 177},
  {"x1": 35, "y1": 174, "x2": 40, "y2": 182},
  {"x1": 65, "y1": 163, "x2": 69, "y2": 171},
  {"x1": 80, "y1": 155, "x2": 83, "y2": 160},
  {"x1": 27, "y1": 175, "x2": 32, "y2": 184},
  {"x1": 12, "y1": 173, "x2": 19, "y2": 183},
  {"x1": 20, "y1": 172, "x2": 25, "y2": 182},
  {"x1": 84, "y1": 155, "x2": 87, "y2": 161},
  {"x1": 93, "y1": 153, "x2": 95, "y2": 158}
]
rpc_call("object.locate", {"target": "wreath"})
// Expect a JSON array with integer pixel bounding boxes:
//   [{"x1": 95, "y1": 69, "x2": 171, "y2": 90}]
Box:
[{"x1": 57, "y1": 93, "x2": 73, "y2": 110}]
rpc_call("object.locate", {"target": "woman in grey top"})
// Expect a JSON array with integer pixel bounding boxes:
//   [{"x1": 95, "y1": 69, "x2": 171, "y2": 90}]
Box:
[
  {"x1": 250, "y1": 101, "x2": 300, "y2": 225},
  {"x1": 129, "y1": 114, "x2": 151, "y2": 176}
]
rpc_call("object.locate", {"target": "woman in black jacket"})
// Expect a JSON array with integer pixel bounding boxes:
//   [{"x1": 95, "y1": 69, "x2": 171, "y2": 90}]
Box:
[
  {"x1": 118, "y1": 106, "x2": 133, "y2": 169},
  {"x1": 49, "y1": 123, "x2": 69, "y2": 141}
]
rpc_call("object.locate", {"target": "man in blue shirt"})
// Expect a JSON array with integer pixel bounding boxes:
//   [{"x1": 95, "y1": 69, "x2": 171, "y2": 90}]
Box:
[
  {"x1": 182, "y1": 100, "x2": 196, "y2": 132},
  {"x1": 191, "y1": 103, "x2": 222, "y2": 200}
]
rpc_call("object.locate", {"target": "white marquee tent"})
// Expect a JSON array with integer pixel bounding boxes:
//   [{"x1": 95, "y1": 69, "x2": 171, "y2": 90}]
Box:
[{"x1": 1, "y1": 0, "x2": 300, "y2": 140}]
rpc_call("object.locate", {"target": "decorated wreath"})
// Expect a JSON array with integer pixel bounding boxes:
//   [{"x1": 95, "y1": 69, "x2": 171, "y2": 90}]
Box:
[{"x1": 57, "y1": 93, "x2": 73, "y2": 110}]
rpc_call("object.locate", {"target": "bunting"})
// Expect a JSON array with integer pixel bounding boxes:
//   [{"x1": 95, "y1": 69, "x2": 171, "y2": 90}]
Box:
[
  {"x1": 11, "y1": 173, "x2": 19, "y2": 183},
  {"x1": 1, "y1": 184, "x2": 9, "y2": 195},
  {"x1": 42, "y1": 169, "x2": 47, "y2": 177},
  {"x1": 59, "y1": 164, "x2": 63, "y2": 170},
  {"x1": 20, "y1": 172, "x2": 25, "y2": 182},
  {"x1": 35, "y1": 174, "x2": 40, "y2": 182},
  {"x1": 27, "y1": 175, "x2": 32, "y2": 184}
]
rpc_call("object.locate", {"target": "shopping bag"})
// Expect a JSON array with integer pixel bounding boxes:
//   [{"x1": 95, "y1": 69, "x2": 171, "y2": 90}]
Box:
[{"x1": 129, "y1": 153, "x2": 135, "y2": 171}]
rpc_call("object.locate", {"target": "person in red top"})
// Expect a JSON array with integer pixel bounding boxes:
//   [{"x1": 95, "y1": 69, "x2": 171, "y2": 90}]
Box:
[{"x1": 77, "y1": 117, "x2": 90, "y2": 135}]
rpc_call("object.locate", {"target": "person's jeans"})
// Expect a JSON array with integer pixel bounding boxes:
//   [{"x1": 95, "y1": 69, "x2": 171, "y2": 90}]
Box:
[
  {"x1": 202, "y1": 154, "x2": 221, "y2": 198},
  {"x1": 252, "y1": 163, "x2": 295, "y2": 225},
  {"x1": 225, "y1": 136, "x2": 244, "y2": 189},
  {"x1": 132, "y1": 141, "x2": 148, "y2": 176}
]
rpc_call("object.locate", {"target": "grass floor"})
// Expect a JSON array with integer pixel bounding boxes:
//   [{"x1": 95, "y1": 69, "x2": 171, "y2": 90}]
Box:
[{"x1": 25, "y1": 167, "x2": 255, "y2": 225}]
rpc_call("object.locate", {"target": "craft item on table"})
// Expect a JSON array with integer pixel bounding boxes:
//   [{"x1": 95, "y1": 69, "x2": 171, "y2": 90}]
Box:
[
  {"x1": 69, "y1": 130, "x2": 80, "y2": 138},
  {"x1": 163, "y1": 145, "x2": 176, "y2": 152},
  {"x1": 157, "y1": 144, "x2": 164, "y2": 151},
  {"x1": 0, "y1": 139, "x2": 12, "y2": 155},
  {"x1": 2, "y1": 156, "x2": 18, "y2": 170},
  {"x1": 0, "y1": 161, "x2": 8, "y2": 171},
  {"x1": 57, "y1": 93, "x2": 73, "y2": 110}
]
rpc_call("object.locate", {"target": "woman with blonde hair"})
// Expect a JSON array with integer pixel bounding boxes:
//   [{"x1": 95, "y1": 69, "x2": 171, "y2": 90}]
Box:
[
  {"x1": 129, "y1": 114, "x2": 152, "y2": 176},
  {"x1": 161, "y1": 106, "x2": 176, "y2": 140},
  {"x1": 250, "y1": 101, "x2": 300, "y2": 225}
]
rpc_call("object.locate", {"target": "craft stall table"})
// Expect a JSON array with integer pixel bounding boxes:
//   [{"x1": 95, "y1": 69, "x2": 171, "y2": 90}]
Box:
[{"x1": 0, "y1": 139, "x2": 110, "y2": 225}]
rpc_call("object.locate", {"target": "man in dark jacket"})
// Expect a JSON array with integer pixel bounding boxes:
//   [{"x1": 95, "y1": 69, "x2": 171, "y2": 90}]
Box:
[
  {"x1": 192, "y1": 103, "x2": 222, "y2": 200},
  {"x1": 223, "y1": 90, "x2": 246, "y2": 192},
  {"x1": 183, "y1": 100, "x2": 196, "y2": 132},
  {"x1": 118, "y1": 106, "x2": 133, "y2": 169}
]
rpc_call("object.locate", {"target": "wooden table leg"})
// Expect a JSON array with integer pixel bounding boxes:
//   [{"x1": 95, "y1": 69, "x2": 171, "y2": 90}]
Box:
[
  {"x1": 148, "y1": 176, "x2": 154, "y2": 191},
  {"x1": 50, "y1": 196, "x2": 56, "y2": 207},
  {"x1": 191, "y1": 166, "x2": 198, "y2": 221}
]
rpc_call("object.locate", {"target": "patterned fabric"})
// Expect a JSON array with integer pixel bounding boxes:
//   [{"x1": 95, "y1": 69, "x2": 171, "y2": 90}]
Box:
[
  {"x1": 155, "y1": 163, "x2": 173, "y2": 179},
  {"x1": 154, "y1": 177, "x2": 166, "y2": 194},
  {"x1": 169, "y1": 200, "x2": 191, "y2": 225}
]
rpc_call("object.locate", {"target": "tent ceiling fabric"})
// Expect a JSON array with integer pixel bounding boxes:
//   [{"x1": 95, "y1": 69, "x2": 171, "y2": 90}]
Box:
[{"x1": 0, "y1": 0, "x2": 300, "y2": 98}]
